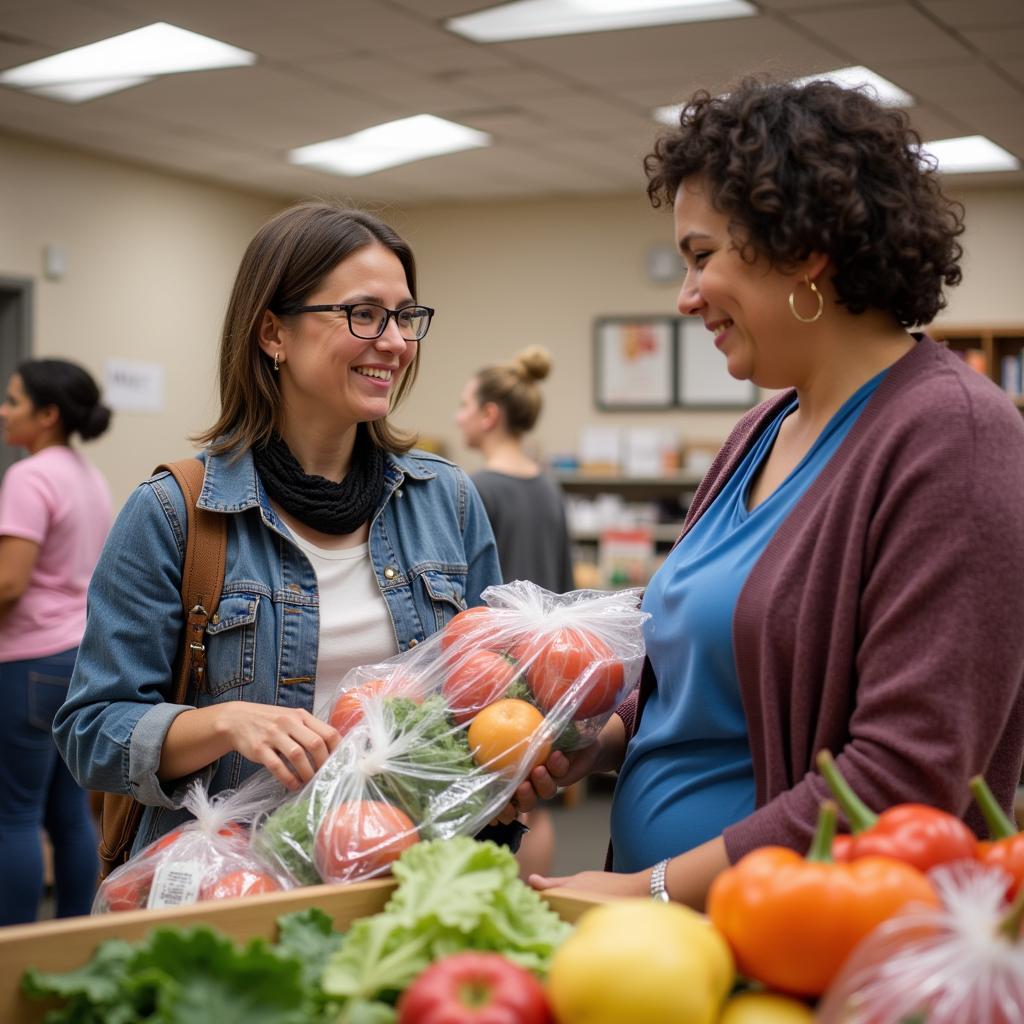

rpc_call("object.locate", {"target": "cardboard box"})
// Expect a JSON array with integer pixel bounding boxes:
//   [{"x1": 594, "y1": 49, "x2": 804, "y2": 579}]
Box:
[{"x1": 0, "y1": 879, "x2": 604, "y2": 1022}]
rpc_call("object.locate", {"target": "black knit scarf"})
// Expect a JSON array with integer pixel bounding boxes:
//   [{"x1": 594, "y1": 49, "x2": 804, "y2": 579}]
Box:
[{"x1": 253, "y1": 425, "x2": 386, "y2": 535}]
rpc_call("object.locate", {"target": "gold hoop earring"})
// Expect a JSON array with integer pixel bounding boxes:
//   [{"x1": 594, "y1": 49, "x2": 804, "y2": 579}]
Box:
[
  {"x1": 273, "y1": 352, "x2": 280, "y2": 372},
  {"x1": 788, "y1": 276, "x2": 824, "y2": 324}
]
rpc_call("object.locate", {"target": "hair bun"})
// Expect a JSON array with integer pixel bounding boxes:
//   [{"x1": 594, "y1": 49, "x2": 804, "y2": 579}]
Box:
[
  {"x1": 514, "y1": 344, "x2": 552, "y2": 382},
  {"x1": 79, "y1": 402, "x2": 112, "y2": 441}
]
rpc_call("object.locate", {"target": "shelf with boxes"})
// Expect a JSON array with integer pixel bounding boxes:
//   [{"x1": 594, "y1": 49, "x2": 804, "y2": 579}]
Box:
[
  {"x1": 555, "y1": 469, "x2": 706, "y2": 589},
  {"x1": 928, "y1": 325, "x2": 1024, "y2": 407}
]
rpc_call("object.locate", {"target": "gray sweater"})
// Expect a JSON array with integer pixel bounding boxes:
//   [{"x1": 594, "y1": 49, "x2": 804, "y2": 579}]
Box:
[
  {"x1": 471, "y1": 470, "x2": 574, "y2": 594},
  {"x1": 617, "y1": 336, "x2": 1024, "y2": 863}
]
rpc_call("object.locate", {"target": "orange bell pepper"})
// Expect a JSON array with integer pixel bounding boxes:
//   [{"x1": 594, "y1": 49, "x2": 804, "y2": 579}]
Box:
[
  {"x1": 971, "y1": 774, "x2": 1024, "y2": 899},
  {"x1": 707, "y1": 801, "x2": 939, "y2": 998},
  {"x1": 817, "y1": 750, "x2": 977, "y2": 872}
]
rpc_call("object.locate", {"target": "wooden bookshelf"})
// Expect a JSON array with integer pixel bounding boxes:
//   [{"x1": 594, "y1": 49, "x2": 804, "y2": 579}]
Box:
[{"x1": 929, "y1": 325, "x2": 1024, "y2": 410}]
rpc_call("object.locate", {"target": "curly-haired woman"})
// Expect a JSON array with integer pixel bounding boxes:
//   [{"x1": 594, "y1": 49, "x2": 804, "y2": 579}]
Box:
[{"x1": 516, "y1": 77, "x2": 1024, "y2": 907}]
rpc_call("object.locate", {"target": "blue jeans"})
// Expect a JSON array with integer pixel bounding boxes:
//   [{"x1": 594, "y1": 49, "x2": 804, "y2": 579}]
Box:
[{"x1": 0, "y1": 648, "x2": 99, "y2": 923}]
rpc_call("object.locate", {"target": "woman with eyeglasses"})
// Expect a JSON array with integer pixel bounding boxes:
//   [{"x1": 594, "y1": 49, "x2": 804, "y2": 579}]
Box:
[
  {"x1": 512, "y1": 77, "x2": 1024, "y2": 910},
  {"x1": 55, "y1": 203, "x2": 502, "y2": 862}
]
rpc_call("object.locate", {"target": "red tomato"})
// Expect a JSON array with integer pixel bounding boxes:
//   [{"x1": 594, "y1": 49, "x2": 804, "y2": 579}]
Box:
[
  {"x1": 832, "y1": 833, "x2": 853, "y2": 862},
  {"x1": 329, "y1": 677, "x2": 422, "y2": 736},
  {"x1": 200, "y1": 868, "x2": 281, "y2": 901},
  {"x1": 101, "y1": 859, "x2": 158, "y2": 911},
  {"x1": 314, "y1": 800, "x2": 419, "y2": 883},
  {"x1": 440, "y1": 606, "x2": 506, "y2": 653},
  {"x1": 513, "y1": 627, "x2": 624, "y2": 720},
  {"x1": 847, "y1": 804, "x2": 978, "y2": 873},
  {"x1": 329, "y1": 679, "x2": 390, "y2": 735},
  {"x1": 398, "y1": 952, "x2": 553, "y2": 1024},
  {"x1": 443, "y1": 650, "x2": 522, "y2": 725}
]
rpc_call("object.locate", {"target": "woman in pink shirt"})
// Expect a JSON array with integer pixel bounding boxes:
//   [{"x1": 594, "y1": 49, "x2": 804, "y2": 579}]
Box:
[{"x1": 0, "y1": 359, "x2": 112, "y2": 923}]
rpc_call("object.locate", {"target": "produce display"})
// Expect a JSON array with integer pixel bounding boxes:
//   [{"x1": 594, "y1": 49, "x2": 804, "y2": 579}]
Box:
[
  {"x1": 93, "y1": 774, "x2": 289, "y2": 913},
  {"x1": 24, "y1": 837, "x2": 571, "y2": 1023},
  {"x1": 707, "y1": 801, "x2": 939, "y2": 997},
  {"x1": 18, "y1": 769, "x2": 1024, "y2": 1024},
  {"x1": 255, "y1": 582, "x2": 647, "y2": 887},
  {"x1": 817, "y1": 862, "x2": 1024, "y2": 1023}
]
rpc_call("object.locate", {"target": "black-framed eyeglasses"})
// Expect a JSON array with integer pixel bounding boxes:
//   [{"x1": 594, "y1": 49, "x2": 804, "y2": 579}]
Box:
[{"x1": 277, "y1": 302, "x2": 434, "y2": 341}]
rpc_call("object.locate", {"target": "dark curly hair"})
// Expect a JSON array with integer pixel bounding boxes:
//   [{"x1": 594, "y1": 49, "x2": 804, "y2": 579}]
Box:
[{"x1": 645, "y1": 76, "x2": 964, "y2": 327}]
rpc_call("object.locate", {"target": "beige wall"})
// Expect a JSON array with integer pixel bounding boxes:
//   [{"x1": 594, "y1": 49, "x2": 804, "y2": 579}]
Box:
[
  {"x1": 1, "y1": 130, "x2": 1022, "y2": 502},
  {"x1": 0, "y1": 132, "x2": 281, "y2": 502}
]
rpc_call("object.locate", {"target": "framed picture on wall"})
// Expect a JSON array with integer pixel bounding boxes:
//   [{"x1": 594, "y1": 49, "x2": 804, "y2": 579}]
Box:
[
  {"x1": 675, "y1": 316, "x2": 758, "y2": 408},
  {"x1": 593, "y1": 317, "x2": 676, "y2": 410}
]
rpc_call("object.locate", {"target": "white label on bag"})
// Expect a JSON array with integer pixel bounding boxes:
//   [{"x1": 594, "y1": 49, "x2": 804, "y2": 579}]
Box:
[{"x1": 147, "y1": 860, "x2": 202, "y2": 908}]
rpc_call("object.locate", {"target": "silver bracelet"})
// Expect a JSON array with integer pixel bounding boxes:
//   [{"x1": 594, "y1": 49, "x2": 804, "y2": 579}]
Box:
[{"x1": 649, "y1": 857, "x2": 671, "y2": 902}]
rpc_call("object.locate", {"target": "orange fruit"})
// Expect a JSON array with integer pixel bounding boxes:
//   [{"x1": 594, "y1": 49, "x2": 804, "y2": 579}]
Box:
[{"x1": 467, "y1": 698, "x2": 551, "y2": 779}]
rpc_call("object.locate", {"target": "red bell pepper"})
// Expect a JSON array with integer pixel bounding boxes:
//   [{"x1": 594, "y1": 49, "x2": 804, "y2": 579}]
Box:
[
  {"x1": 817, "y1": 750, "x2": 977, "y2": 873},
  {"x1": 971, "y1": 774, "x2": 1024, "y2": 899}
]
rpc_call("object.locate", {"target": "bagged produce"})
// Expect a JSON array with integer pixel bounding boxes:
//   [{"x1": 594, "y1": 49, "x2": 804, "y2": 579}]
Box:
[
  {"x1": 255, "y1": 581, "x2": 647, "y2": 885},
  {"x1": 817, "y1": 860, "x2": 1024, "y2": 1023},
  {"x1": 94, "y1": 772, "x2": 289, "y2": 913}
]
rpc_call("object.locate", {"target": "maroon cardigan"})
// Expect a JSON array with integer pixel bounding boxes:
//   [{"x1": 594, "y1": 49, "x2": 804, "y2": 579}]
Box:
[{"x1": 613, "y1": 337, "x2": 1024, "y2": 865}]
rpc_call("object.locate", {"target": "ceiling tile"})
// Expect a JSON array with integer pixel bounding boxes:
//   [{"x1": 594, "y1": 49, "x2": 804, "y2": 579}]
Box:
[
  {"x1": 0, "y1": 2, "x2": 139, "y2": 51},
  {"x1": 494, "y1": 16, "x2": 836, "y2": 90},
  {"x1": 917, "y1": 0, "x2": 1024, "y2": 28},
  {"x1": 301, "y1": 54, "x2": 478, "y2": 113},
  {"x1": 98, "y1": 66, "x2": 397, "y2": 152},
  {"x1": 960, "y1": 25, "x2": 1024, "y2": 57},
  {"x1": 788, "y1": 3, "x2": 971, "y2": 62},
  {"x1": 995, "y1": 54, "x2": 1024, "y2": 86},
  {"x1": 872, "y1": 57, "x2": 1024, "y2": 104}
]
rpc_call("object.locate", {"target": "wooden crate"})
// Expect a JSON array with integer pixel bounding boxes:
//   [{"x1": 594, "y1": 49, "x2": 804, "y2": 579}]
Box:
[{"x1": 0, "y1": 881, "x2": 605, "y2": 1023}]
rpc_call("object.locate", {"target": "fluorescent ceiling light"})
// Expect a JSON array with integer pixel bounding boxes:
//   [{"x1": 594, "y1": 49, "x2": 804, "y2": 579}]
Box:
[
  {"x1": 792, "y1": 65, "x2": 913, "y2": 108},
  {"x1": 447, "y1": 0, "x2": 756, "y2": 43},
  {"x1": 920, "y1": 135, "x2": 1020, "y2": 174},
  {"x1": 289, "y1": 115, "x2": 491, "y2": 177},
  {"x1": 653, "y1": 103, "x2": 683, "y2": 126},
  {"x1": 653, "y1": 65, "x2": 912, "y2": 126},
  {"x1": 25, "y1": 77, "x2": 152, "y2": 103},
  {"x1": 0, "y1": 22, "x2": 255, "y2": 99}
]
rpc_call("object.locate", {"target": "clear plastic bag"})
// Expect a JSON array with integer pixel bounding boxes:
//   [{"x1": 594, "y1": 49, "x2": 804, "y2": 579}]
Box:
[
  {"x1": 817, "y1": 861, "x2": 1024, "y2": 1023},
  {"x1": 254, "y1": 581, "x2": 648, "y2": 886},
  {"x1": 93, "y1": 772, "x2": 290, "y2": 913}
]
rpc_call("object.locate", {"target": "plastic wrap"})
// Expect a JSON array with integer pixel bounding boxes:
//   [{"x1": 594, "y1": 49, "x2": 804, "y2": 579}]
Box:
[
  {"x1": 817, "y1": 861, "x2": 1024, "y2": 1023},
  {"x1": 254, "y1": 581, "x2": 648, "y2": 885},
  {"x1": 93, "y1": 772, "x2": 290, "y2": 913}
]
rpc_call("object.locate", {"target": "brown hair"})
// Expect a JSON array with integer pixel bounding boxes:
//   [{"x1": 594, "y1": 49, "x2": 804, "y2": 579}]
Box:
[
  {"x1": 474, "y1": 345, "x2": 551, "y2": 437},
  {"x1": 195, "y1": 202, "x2": 420, "y2": 455},
  {"x1": 644, "y1": 76, "x2": 964, "y2": 327}
]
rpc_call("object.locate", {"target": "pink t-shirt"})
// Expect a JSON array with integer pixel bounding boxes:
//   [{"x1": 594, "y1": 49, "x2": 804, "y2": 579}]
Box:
[{"x1": 0, "y1": 446, "x2": 112, "y2": 661}]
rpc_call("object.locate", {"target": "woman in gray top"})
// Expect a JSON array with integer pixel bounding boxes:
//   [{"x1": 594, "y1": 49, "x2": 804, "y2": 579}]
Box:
[
  {"x1": 455, "y1": 344, "x2": 575, "y2": 878},
  {"x1": 456, "y1": 345, "x2": 574, "y2": 594}
]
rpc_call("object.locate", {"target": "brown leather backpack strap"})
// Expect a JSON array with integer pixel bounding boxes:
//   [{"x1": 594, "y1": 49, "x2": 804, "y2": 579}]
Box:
[{"x1": 154, "y1": 458, "x2": 227, "y2": 700}]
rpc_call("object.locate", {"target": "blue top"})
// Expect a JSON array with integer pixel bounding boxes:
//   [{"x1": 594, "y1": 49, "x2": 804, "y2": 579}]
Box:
[
  {"x1": 610, "y1": 371, "x2": 886, "y2": 872},
  {"x1": 53, "y1": 444, "x2": 500, "y2": 853}
]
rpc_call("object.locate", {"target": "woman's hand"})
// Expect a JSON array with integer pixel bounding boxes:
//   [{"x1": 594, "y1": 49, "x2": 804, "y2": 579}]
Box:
[
  {"x1": 215, "y1": 703, "x2": 341, "y2": 789},
  {"x1": 513, "y1": 712, "x2": 628, "y2": 813},
  {"x1": 529, "y1": 868, "x2": 648, "y2": 898},
  {"x1": 160, "y1": 702, "x2": 340, "y2": 789}
]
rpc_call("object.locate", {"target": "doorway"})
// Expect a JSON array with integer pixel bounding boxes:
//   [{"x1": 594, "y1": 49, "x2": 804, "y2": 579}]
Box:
[{"x1": 0, "y1": 278, "x2": 33, "y2": 479}]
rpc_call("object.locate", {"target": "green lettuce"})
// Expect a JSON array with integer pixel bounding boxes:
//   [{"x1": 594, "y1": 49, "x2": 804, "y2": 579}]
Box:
[
  {"x1": 322, "y1": 837, "x2": 571, "y2": 1003},
  {"x1": 24, "y1": 927, "x2": 310, "y2": 1024}
]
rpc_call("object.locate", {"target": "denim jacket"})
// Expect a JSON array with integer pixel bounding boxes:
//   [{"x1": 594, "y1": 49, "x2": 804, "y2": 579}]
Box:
[{"x1": 53, "y1": 445, "x2": 501, "y2": 851}]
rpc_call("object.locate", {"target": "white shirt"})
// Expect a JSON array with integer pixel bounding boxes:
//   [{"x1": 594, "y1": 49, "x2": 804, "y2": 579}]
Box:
[{"x1": 287, "y1": 534, "x2": 398, "y2": 715}]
